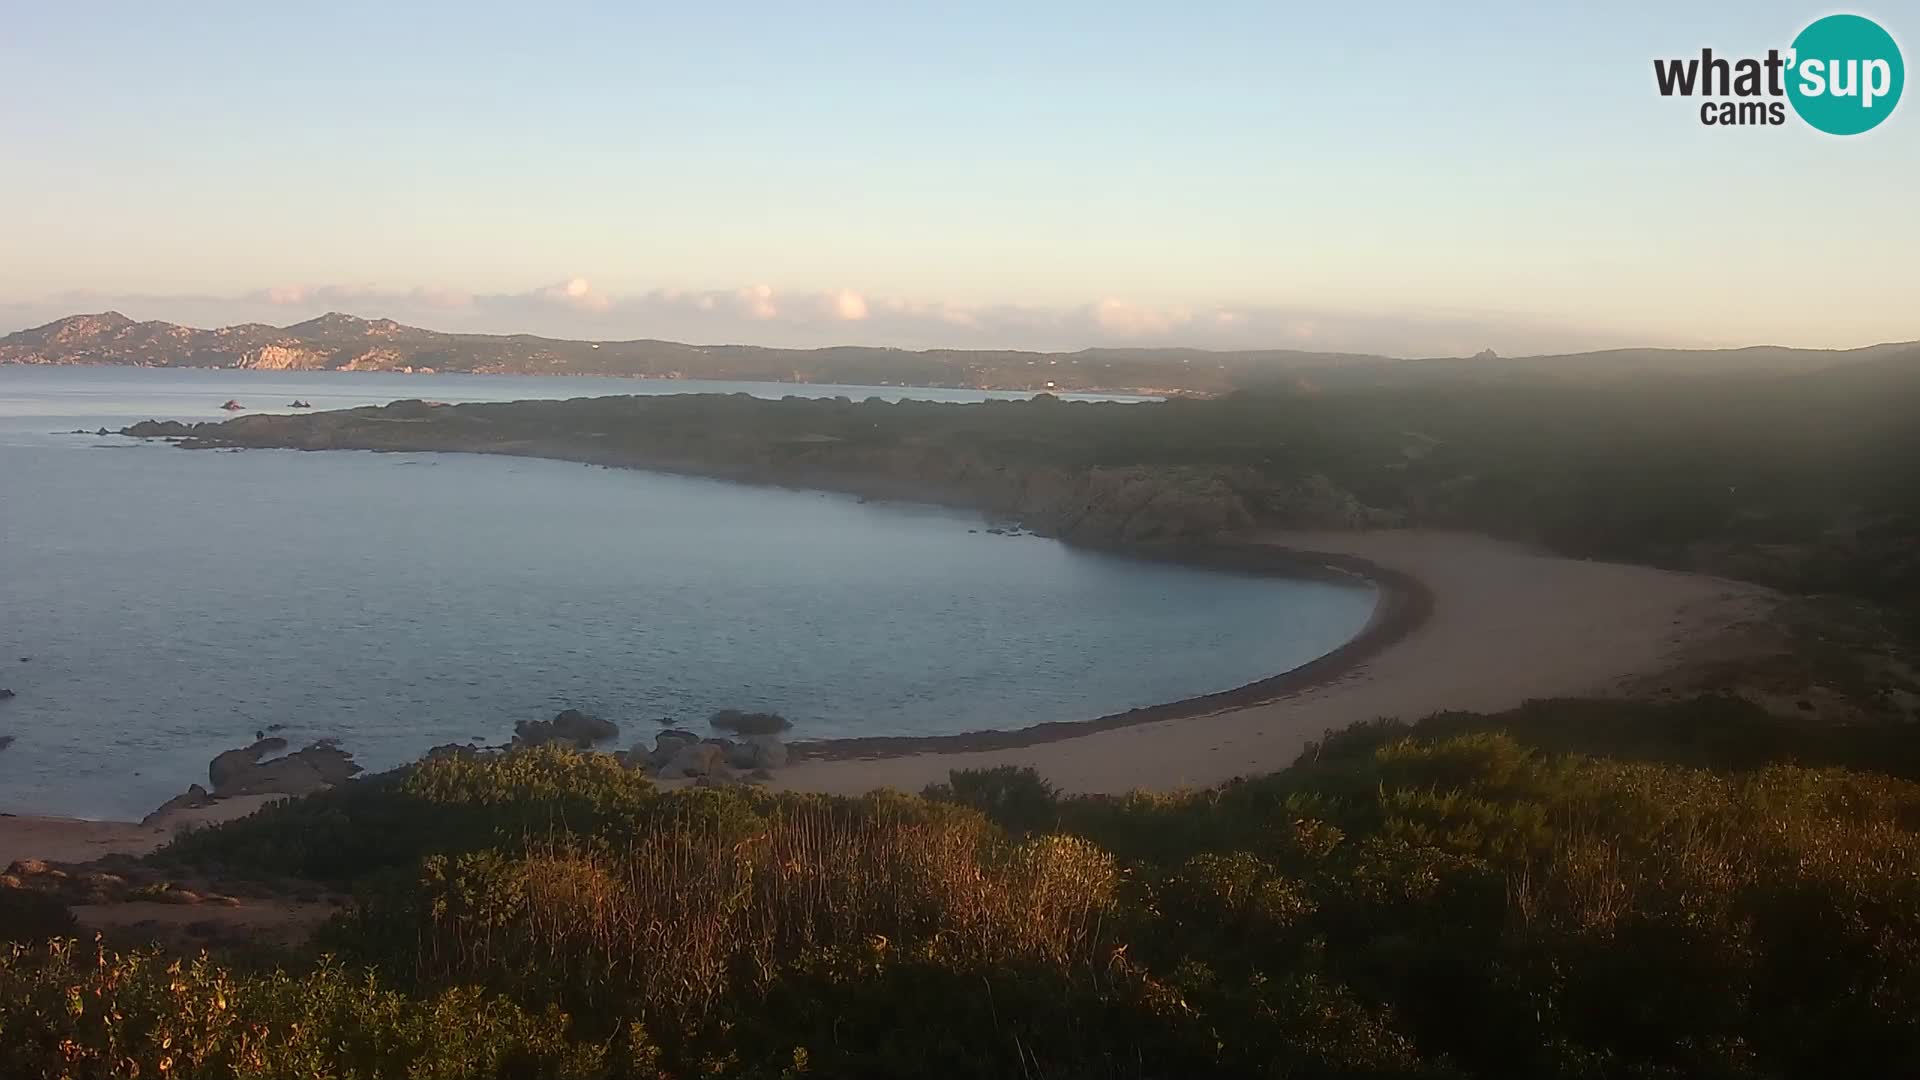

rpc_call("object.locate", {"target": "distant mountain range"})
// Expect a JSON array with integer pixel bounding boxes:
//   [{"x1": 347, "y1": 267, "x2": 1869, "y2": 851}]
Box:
[{"x1": 3, "y1": 311, "x2": 1915, "y2": 394}]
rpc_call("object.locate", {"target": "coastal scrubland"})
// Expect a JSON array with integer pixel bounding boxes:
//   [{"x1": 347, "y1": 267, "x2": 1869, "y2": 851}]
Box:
[{"x1": 9, "y1": 704, "x2": 1920, "y2": 1078}]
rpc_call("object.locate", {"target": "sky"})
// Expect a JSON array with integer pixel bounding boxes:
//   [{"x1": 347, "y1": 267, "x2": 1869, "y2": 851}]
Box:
[{"x1": 1, "y1": 1, "x2": 1913, "y2": 356}]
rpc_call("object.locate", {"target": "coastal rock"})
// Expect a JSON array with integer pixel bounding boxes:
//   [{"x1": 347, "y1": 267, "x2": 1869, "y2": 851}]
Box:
[
  {"x1": 208, "y1": 737, "x2": 288, "y2": 790},
  {"x1": 554, "y1": 708, "x2": 618, "y2": 743},
  {"x1": 642, "y1": 730, "x2": 701, "y2": 770},
  {"x1": 235, "y1": 344, "x2": 327, "y2": 371},
  {"x1": 141, "y1": 784, "x2": 214, "y2": 826},
  {"x1": 1250, "y1": 473, "x2": 1402, "y2": 529},
  {"x1": 208, "y1": 738, "x2": 360, "y2": 798},
  {"x1": 513, "y1": 709, "x2": 619, "y2": 749},
  {"x1": 1018, "y1": 466, "x2": 1258, "y2": 546},
  {"x1": 0, "y1": 735, "x2": 14, "y2": 752},
  {"x1": 425, "y1": 742, "x2": 478, "y2": 761},
  {"x1": 0, "y1": 687, "x2": 13, "y2": 699},
  {"x1": 658, "y1": 742, "x2": 729, "y2": 780},
  {"x1": 741, "y1": 735, "x2": 787, "y2": 770},
  {"x1": 122, "y1": 420, "x2": 196, "y2": 438},
  {"x1": 710, "y1": 709, "x2": 792, "y2": 736},
  {"x1": 716, "y1": 734, "x2": 787, "y2": 770}
]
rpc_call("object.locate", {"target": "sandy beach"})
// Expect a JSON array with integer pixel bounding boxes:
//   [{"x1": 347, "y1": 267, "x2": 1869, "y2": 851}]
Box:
[
  {"x1": 0, "y1": 796, "x2": 281, "y2": 869},
  {"x1": 770, "y1": 529, "x2": 1777, "y2": 796},
  {"x1": 0, "y1": 529, "x2": 1776, "y2": 862}
]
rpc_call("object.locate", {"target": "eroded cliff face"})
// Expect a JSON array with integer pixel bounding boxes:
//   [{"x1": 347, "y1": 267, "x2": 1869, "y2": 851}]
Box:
[{"x1": 235, "y1": 344, "x2": 330, "y2": 370}]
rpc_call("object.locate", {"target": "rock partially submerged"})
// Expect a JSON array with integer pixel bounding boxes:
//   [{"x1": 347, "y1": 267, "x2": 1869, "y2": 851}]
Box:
[
  {"x1": 514, "y1": 709, "x2": 620, "y2": 748},
  {"x1": 207, "y1": 737, "x2": 361, "y2": 798},
  {"x1": 709, "y1": 709, "x2": 792, "y2": 736}
]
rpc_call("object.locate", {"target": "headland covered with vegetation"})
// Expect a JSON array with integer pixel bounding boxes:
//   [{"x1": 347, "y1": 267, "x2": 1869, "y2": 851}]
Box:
[
  {"x1": 3, "y1": 356, "x2": 1918, "y2": 1075},
  {"x1": 124, "y1": 350, "x2": 1920, "y2": 613}
]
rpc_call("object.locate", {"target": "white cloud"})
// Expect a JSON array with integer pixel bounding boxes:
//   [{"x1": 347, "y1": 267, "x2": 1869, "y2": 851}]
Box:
[
  {"x1": 1094, "y1": 298, "x2": 1193, "y2": 337},
  {"x1": 0, "y1": 281, "x2": 1686, "y2": 358},
  {"x1": 828, "y1": 289, "x2": 868, "y2": 321},
  {"x1": 536, "y1": 277, "x2": 610, "y2": 313},
  {"x1": 737, "y1": 283, "x2": 779, "y2": 320}
]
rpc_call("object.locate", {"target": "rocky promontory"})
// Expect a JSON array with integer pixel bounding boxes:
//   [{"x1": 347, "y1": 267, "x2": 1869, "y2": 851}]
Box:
[{"x1": 122, "y1": 394, "x2": 1399, "y2": 547}]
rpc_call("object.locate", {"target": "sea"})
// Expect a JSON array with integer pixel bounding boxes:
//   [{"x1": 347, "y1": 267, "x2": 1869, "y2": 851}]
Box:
[{"x1": 0, "y1": 366, "x2": 1376, "y2": 820}]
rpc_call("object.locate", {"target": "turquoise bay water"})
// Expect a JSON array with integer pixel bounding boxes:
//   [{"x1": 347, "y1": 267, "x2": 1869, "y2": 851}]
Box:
[{"x1": 0, "y1": 367, "x2": 1374, "y2": 820}]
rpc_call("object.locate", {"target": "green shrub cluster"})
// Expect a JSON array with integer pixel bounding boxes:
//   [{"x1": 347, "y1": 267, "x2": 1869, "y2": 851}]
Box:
[
  {"x1": 0, "y1": 939, "x2": 649, "y2": 1078},
  {"x1": 12, "y1": 718, "x2": 1920, "y2": 1077}
]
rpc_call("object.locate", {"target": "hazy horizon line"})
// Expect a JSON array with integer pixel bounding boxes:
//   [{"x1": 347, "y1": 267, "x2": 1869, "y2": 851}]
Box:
[{"x1": 8, "y1": 305, "x2": 1918, "y2": 364}]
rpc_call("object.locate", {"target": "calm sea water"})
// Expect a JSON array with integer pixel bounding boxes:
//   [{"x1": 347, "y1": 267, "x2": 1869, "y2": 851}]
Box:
[{"x1": 0, "y1": 366, "x2": 1375, "y2": 820}]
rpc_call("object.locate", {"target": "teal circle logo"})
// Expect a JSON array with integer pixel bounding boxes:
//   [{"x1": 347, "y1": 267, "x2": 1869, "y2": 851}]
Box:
[{"x1": 1787, "y1": 14, "x2": 1904, "y2": 134}]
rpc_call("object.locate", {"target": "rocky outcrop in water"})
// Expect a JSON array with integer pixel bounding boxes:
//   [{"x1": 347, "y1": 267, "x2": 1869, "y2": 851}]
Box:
[
  {"x1": 207, "y1": 738, "x2": 361, "y2": 797},
  {"x1": 709, "y1": 709, "x2": 792, "y2": 736},
  {"x1": 513, "y1": 709, "x2": 619, "y2": 748}
]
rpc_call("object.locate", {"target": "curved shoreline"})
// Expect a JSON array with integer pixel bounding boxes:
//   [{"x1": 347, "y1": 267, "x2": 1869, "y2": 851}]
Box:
[
  {"x1": 119, "y1": 418, "x2": 1434, "y2": 764},
  {"x1": 789, "y1": 541, "x2": 1433, "y2": 760},
  {"x1": 92, "y1": 420, "x2": 1768, "y2": 801}
]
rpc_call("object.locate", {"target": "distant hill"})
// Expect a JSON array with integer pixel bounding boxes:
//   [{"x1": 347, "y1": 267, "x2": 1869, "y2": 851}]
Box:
[{"x1": 2, "y1": 310, "x2": 1913, "y2": 393}]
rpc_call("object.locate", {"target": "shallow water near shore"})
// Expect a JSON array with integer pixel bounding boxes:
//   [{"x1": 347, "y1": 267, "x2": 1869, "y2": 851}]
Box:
[{"x1": 0, "y1": 367, "x2": 1374, "y2": 820}]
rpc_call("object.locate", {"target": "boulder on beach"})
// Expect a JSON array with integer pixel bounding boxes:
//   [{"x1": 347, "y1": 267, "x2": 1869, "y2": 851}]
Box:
[
  {"x1": 641, "y1": 730, "x2": 701, "y2": 770},
  {"x1": 709, "y1": 709, "x2": 792, "y2": 736},
  {"x1": 658, "y1": 742, "x2": 730, "y2": 780},
  {"x1": 720, "y1": 735, "x2": 787, "y2": 771},
  {"x1": 207, "y1": 738, "x2": 361, "y2": 798},
  {"x1": 141, "y1": 784, "x2": 214, "y2": 826},
  {"x1": 744, "y1": 734, "x2": 788, "y2": 769}
]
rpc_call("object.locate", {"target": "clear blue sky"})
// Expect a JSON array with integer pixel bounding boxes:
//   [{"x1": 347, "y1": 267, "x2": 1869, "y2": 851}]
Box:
[{"x1": 2, "y1": 1, "x2": 1912, "y2": 354}]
